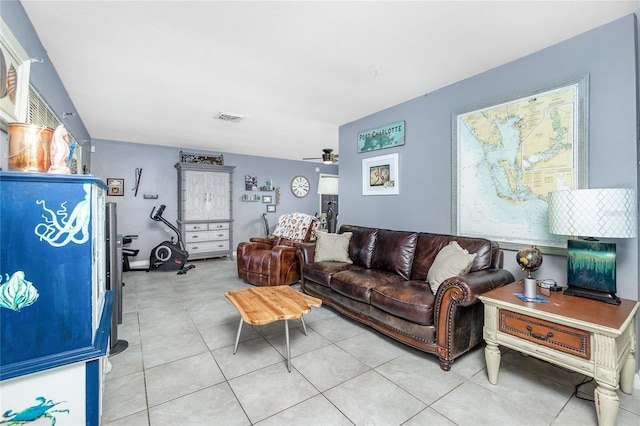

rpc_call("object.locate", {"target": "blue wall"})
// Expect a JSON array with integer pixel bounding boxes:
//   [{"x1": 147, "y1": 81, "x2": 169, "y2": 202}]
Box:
[
  {"x1": 90, "y1": 139, "x2": 337, "y2": 262},
  {"x1": 339, "y1": 14, "x2": 639, "y2": 302}
]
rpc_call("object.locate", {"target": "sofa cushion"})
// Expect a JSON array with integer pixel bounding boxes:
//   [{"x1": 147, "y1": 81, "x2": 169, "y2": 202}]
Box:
[
  {"x1": 370, "y1": 281, "x2": 435, "y2": 326},
  {"x1": 303, "y1": 262, "x2": 362, "y2": 288},
  {"x1": 315, "y1": 232, "x2": 353, "y2": 263},
  {"x1": 427, "y1": 241, "x2": 476, "y2": 293},
  {"x1": 340, "y1": 225, "x2": 378, "y2": 268},
  {"x1": 411, "y1": 233, "x2": 497, "y2": 281},
  {"x1": 331, "y1": 269, "x2": 405, "y2": 304},
  {"x1": 371, "y1": 230, "x2": 418, "y2": 280}
]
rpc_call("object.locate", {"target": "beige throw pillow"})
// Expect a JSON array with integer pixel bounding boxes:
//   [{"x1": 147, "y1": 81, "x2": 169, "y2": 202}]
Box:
[
  {"x1": 314, "y1": 232, "x2": 353, "y2": 263},
  {"x1": 427, "y1": 241, "x2": 476, "y2": 293}
]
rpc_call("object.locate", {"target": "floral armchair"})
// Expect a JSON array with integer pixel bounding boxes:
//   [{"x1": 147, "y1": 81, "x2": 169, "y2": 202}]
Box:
[{"x1": 236, "y1": 213, "x2": 319, "y2": 286}]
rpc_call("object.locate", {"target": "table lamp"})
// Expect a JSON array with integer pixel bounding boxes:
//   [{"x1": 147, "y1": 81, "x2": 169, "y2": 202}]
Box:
[
  {"x1": 317, "y1": 176, "x2": 339, "y2": 233},
  {"x1": 547, "y1": 188, "x2": 637, "y2": 304}
]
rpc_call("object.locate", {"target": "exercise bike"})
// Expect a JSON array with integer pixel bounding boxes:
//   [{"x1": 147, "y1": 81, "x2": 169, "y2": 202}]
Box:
[{"x1": 148, "y1": 205, "x2": 195, "y2": 274}]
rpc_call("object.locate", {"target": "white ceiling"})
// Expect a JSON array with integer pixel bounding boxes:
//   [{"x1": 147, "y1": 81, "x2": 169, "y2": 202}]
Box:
[{"x1": 20, "y1": 1, "x2": 638, "y2": 162}]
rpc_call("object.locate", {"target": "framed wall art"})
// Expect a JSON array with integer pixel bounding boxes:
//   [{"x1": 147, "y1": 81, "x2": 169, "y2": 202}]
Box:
[
  {"x1": 266, "y1": 205, "x2": 276, "y2": 213},
  {"x1": 0, "y1": 18, "x2": 31, "y2": 126},
  {"x1": 262, "y1": 195, "x2": 272, "y2": 204},
  {"x1": 245, "y1": 175, "x2": 258, "y2": 191},
  {"x1": 452, "y1": 74, "x2": 589, "y2": 254},
  {"x1": 357, "y1": 121, "x2": 405, "y2": 153},
  {"x1": 362, "y1": 153, "x2": 399, "y2": 196},
  {"x1": 106, "y1": 178, "x2": 125, "y2": 196}
]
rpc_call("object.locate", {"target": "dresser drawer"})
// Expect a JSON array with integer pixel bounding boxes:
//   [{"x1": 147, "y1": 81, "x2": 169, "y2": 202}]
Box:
[
  {"x1": 185, "y1": 223, "x2": 208, "y2": 231},
  {"x1": 186, "y1": 240, "x2": 230, "y2": 253},
  {"x1": 498, "y1": 309, "x2": 590, "y2": 359},
  {"x1": 208, "y1": 223, "x2": 229, "y2": 230},
  {"x1": 185, "y1": 230, "x2": 229, "y2": 242}
]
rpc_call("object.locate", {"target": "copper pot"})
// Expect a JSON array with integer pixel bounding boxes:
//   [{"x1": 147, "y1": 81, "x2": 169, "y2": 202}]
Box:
[{"x1": 7, "y1": 122, "x2": 54, "y2": 172}]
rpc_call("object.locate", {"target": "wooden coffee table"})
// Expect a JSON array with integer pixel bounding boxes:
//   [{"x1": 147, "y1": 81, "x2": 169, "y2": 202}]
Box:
[{"x1": 225, "y1": 286, "x2": 322, "y2": 372}]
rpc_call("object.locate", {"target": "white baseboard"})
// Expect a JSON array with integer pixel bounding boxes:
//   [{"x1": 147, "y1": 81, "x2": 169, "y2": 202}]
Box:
[{"x1": 128, "y1": 260, "x2": 149, "y2": 269}]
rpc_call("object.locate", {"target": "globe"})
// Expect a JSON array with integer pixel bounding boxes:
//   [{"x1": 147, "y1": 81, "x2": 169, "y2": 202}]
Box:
[{"x1": 516, "y1": 246, "x2": 543, "y2": 279}]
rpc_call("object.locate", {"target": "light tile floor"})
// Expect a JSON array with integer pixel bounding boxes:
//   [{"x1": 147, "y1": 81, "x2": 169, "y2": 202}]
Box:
[{"x1": 103, "y1": 258, "x2": 640, "y2": 425}]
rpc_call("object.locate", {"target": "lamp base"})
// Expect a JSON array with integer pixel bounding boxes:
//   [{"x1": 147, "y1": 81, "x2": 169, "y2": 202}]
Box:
[{"x1": 563, "y1": 286, "x2": 621, "y2": 305}]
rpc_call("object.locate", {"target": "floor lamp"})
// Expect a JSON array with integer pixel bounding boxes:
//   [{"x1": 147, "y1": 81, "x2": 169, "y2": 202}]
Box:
[
  {"x1": 547, "y1": 188, "x2": 637, "y2": 304},
  {"x1": 317, "y1": 176, "x2": 339, "y2": 233}
]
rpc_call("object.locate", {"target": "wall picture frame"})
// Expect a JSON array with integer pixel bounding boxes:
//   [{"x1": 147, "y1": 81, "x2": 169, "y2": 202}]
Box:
[
  {"x1": 0, "y1": 18, "x2": 31, "y2": 126},
  {"x1": 245, "y1": 175, "x2": 258, "y2": 191},
  {"x1": 452, "y1": 75, "x2": 589, "y2": 254},
  {"x1": 106, "y1": 178, "x2": 125, "y2": 196},
  {"x1": 266, "y1": 205, "x2": 276, "y2": 213},
  {"x1": 362, "y1": 153, "x2": 399, "y2": 196},
  {"x1": 262, "y1": 195, "x2": 272, "y2": 204}
]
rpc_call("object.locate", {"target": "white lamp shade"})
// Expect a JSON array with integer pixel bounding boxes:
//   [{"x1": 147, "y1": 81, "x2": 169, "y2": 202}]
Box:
[
  {"x1": 548, "y1": 188, "x2": 637, "y2": 238},
  {"x1": 317, "y1": 176, "x2": 339, "y2": 195}
]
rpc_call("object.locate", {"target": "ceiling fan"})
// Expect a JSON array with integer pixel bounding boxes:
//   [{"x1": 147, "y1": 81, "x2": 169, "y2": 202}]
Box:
[{"x1": 303, "y1": 148, "x2": 339, "y2": 164}]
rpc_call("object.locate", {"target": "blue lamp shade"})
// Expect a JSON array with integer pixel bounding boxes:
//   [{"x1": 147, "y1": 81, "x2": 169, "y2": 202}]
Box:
[{"x1": 547, "y1": 188, "x2": 637, "y2": 304}]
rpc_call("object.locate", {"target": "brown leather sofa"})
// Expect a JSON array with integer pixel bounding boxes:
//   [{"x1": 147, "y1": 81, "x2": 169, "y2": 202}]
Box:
[{"x1": 297, "y1": 225, "x2": 515, "y2": 370}]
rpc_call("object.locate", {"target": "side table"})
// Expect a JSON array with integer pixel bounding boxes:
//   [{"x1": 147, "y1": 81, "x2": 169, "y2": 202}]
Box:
[{"x1": 479, "y1": 282, "x2": 639, "y2": 426}]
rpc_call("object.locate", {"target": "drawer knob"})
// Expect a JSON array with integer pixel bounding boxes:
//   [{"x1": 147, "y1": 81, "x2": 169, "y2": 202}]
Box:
[{"x1": 526, "y1": 325, "x2": 554, "y2": 341}]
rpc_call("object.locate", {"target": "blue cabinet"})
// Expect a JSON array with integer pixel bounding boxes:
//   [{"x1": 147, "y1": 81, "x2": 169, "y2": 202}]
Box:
[{"x1": 0, "y1": 172, "x2": 112, "y2": 426}]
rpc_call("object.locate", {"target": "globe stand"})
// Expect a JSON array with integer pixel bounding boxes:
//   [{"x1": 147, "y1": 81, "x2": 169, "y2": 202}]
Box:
[{"x1": 523, "y1": 277, "x2": 537, "y2": 299}]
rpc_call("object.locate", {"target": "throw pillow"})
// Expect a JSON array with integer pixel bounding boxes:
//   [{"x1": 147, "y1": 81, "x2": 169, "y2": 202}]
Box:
[
  {"x1": 427, "y1": 241, "x2": 476, "y2": 293},
  {"x1": 314, "y1": 232, "x2": 353, "y2": 263}
]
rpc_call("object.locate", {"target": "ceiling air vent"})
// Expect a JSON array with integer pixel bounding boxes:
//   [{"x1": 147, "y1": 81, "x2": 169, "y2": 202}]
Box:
[{"x1": 214, "y1": 112, "x2": 246, "y2": 122}]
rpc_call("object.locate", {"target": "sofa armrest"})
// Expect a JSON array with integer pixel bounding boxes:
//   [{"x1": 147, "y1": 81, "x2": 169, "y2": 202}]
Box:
[
  {"x1": 434, "y1": 268, "x2": 515, "y2": 369},
  {"x1": 237, "y1": 240, "x2": 273, "y2": 259},
  {"x1": 297, "y1": 242, "x2": 317, "y2": 264},
  {"x1": 436, "y1": 269, "x2": 515, "y2": 307},
  {"x1": 249, "y1": 237, "x2": 273, "y2": 244}
]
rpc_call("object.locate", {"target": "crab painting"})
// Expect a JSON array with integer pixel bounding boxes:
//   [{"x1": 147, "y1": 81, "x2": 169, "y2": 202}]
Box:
[{"x1": 1, "y1": 397, "x2": 69, "y2": 425}]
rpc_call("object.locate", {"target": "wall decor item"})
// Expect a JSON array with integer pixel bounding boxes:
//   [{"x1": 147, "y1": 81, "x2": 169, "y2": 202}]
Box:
[
  {"x1": 241, "y1": 194, "x2": 261, "y2": 202},
  {"x1": 245, "y1": 175, "x2": 258, "y2": 191},
  {"x1": 179, "y1": 151, "x2": 224, "y2": 165},
  {"x1": 106, "y1": 178, "x2": 124, "y2": 196},
  {"x1": 262, "y1": 195, "x2": 272, "y2": 204},
  {"x1": 357, "y1": 121, "x2": 405, "y2": 153},
  {"x1": 362, "y1": 153, "x2": 399, "y2": 196},
  {"x1": 0, "y1": 18, "x2": 31, "y2": 125},
  {"x1": 290, "y1": 175, "x2": 310, "y2": 198},
  {"x1": 452, "y1": 75, "x2": 589, "y2": 254},
  {"x1": 260, "y1": 179, "x2": 274, "y2": 191},
  {"x1": 266, "y1": 205, "x2": 276, "y2": 213}
]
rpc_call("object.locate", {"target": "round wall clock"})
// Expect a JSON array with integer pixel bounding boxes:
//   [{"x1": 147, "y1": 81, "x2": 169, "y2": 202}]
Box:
[{"x1": 290, "y1": 175, "x2": 310, "y2": 198}]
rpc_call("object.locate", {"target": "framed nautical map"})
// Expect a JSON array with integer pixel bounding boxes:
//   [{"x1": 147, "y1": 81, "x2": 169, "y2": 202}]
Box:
[{"x1": 452, "y1": 75, "x2": 589, "y2": 254}]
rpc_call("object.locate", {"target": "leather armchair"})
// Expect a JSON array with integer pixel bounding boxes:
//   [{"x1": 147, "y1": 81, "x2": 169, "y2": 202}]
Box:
[{"x1": 237, "y1": 213, "x2": 319, "y2": 286}]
